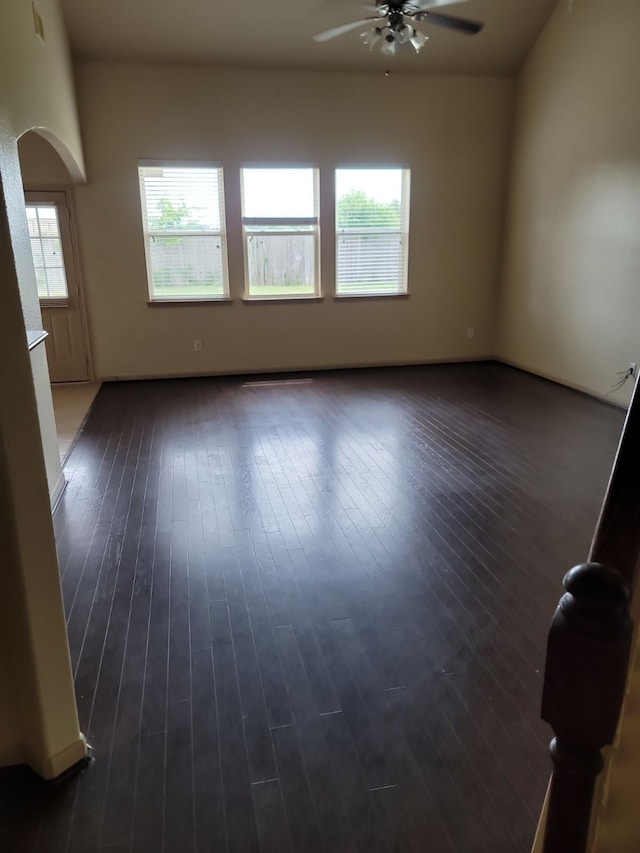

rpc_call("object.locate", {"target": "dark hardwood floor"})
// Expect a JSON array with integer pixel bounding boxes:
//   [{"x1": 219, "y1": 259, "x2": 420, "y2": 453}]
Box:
[{"x1": 0, "y1": 363, "x2": 625, "y2": 853}]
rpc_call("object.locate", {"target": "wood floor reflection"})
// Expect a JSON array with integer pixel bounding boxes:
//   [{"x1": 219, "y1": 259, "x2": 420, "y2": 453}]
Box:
[{"x1": 0, "y1": 363, "x2": 625, "y2": 852}]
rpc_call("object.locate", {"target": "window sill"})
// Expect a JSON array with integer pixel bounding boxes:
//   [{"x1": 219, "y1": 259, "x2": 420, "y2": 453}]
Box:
[
  {"x1": 332, "y1": 292, "x2": 409, "y2": 301},
  {"x1": 147, "y1": 297, "x2": 233, "y2": 306},
  {"x1": 242, "y1": 296, "x2": 324, "y2": 304}
]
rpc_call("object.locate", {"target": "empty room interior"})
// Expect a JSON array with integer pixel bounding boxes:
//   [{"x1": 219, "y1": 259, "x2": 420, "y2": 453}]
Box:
[{"x1": 1, "y1": 0, "x2": 639, "y2": 851}]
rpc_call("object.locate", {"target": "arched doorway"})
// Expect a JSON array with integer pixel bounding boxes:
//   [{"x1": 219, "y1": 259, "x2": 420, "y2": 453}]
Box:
[
  {"x1": 17, "y1": 130, "x2": 98, "y2": 461},
  {"x1": 18, "y1": 131, "x2": 91, "y2": 383}
]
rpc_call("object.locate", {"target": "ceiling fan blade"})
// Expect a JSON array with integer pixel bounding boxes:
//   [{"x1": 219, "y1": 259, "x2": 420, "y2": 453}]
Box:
[
  {"x1": 414, "y1": 11, "x2": 483, "y2": 34},
  {"x1": 313, "y1": 17, "x2": 381, "y2": 42},
  {"x1": 406, "y1": 0, "x2": 469, "y2": 11},
  {"x1": 359, "y1": 0, "x2": 465, "y2": 11}
]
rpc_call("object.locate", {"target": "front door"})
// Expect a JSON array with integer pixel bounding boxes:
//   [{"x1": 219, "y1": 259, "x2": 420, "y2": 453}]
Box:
[{"x1": 25, "y1": 191, "x2": 89, "y2": 383}]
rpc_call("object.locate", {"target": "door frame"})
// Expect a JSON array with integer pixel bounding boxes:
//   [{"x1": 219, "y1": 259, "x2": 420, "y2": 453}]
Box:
[{"x1": 24, "y1": 185, "x2": 95, "y2": 383}]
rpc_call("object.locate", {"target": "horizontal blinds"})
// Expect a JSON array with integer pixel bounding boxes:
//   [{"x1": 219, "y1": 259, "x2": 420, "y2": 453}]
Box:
[
  {"x1": 138, "y1": 166, "x2": 228, "y2": 298},
  {"x1": 337, "y1": 233, "x2": 405, "y2": 295},
  {"x1": 26, "y1": 205, "x2": 69, "y2": 300},
  {"x1": 336, "y1": 169, "x2": 409, "y2": 295},
  {"x1": 139, "y1": 166, "x2": 224, "y2": 232}
]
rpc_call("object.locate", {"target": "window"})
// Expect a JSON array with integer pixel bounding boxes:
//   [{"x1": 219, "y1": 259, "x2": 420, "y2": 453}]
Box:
[
  {"x1": 26, "y1": 204, "x2": 69, "y2": 301},
  {"x1": 335, "y1": 168, "x2": 410, "y2": 296},
  {"x1": 138, "y1": 165, "x2": 229, "y2": 301},
  {"x1": 241, "y1": 167, "x2": 319, "y2": 299}
]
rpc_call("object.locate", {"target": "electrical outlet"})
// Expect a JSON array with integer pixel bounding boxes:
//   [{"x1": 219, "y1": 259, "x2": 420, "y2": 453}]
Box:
[
  {"x1": 630, "y1": 362, "x2": 637, "y2": 377},
  {"x1": 467, "y1": 327, "x2": 475, "y2": 339},
  {"x1": 193, "y1": 339, "x2": 202, "y2": 352}
]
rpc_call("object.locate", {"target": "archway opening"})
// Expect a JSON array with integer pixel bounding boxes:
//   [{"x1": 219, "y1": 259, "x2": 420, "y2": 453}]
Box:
[{"x1": 17, "y1": 130, "x2": 98, "y2": 463}]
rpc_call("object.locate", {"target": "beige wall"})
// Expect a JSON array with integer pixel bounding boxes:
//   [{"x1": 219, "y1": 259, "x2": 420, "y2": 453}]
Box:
[
  {"x1": 498, "y1": 0, "x2": 640, "y2": 406},
  {"x1": 0, "y1": 0, "x2": 86, "y2": 506},
  {"x1": 74, "y1": 62, "x2": 513, "y2": 379},
  {"x1": 0, "y1": 0, "x2": 86, "y2": 777},
  {"x1": 0, "y1": 0, "x2": 84, "y2": 177}
]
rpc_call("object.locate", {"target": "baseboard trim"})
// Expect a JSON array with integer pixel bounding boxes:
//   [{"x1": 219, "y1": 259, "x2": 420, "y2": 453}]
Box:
[
  {"x1": 96, "y1": 355, "x2": 494, "y2": 384},
  {"x1": 50, "y1": 472, "x2": 67, "y2": 512},
  {"x1": 0, "y1": 733, "x2": 88, "y2": 780},
  {"x1": 495, "y1": 357, "x2": 629, "y2": 410},
  {"x1": 25, "y1": 733, "x2": 89, "y2": 780}
]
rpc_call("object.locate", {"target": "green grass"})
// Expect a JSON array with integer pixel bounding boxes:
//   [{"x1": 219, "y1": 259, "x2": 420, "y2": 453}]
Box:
[
  {"x1": 337, "y1": 283, "x2": 403, "y2": 295},
  {"x1": 153, "y1": 283, "x2": 225, "y2": 297},
  {"x1": 247, "y1": 283, "x2": 315, "y2": 296},
  {"x1": 152, "y1": 282, "x2": 403, "y2": 298},
  {"x1": 153, "y1": 282, "x2": 315, "y2": 297}
]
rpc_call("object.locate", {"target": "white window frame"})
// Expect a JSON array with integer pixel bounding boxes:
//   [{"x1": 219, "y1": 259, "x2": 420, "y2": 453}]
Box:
[
  {"x1": 241, "y1": 166, "x2": 320, "y2": 300},
  {"x1": 138, "y1": 161, "x2": 230, "y2": 303},
  {"x1": 335, "y1": 166, "x2": 411, "y2": 298}
]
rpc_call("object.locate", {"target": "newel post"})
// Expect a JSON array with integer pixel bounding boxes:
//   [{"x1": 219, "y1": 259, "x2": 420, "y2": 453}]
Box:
[{"x1": 541, "y1": 562, "x2": 633, "y2": 853}]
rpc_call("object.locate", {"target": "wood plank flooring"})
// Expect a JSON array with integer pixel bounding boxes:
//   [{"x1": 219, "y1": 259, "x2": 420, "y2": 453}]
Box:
[{"x1": 0, "y1": 363, "x2": 625, "y2": 852}]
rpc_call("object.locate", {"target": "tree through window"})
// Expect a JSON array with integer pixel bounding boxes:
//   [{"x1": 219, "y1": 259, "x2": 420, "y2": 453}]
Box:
[
  {"x1": 138, "y1": 165, "x2": 229, "y2": 301},
  {"x1": 335, "y1": 168, "x2": 410, "y2": 297}
]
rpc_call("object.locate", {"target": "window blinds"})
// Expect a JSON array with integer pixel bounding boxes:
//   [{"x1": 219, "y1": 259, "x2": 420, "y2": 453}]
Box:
[
  {"x1": 336, "y1": 168, "x2": 410, "y2": 296},
  {"x1": 139, "y1": 166, "x2": 228, "y2": 299}
]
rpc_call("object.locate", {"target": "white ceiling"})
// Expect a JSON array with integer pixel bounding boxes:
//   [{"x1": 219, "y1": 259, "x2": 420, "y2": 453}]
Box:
[{"x1": 61, "y1": 0, "x2": 558, "y2": 76}]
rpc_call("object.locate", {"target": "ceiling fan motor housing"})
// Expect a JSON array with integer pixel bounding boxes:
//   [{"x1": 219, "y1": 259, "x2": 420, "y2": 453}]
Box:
[{"x1": 388, "y1": 9, "x2": 404, "y2": 29}]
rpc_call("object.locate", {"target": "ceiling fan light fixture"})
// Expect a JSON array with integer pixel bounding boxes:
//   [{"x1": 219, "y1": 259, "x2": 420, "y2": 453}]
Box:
[
  {"x1": 396, "y1": 23, "x2": 414, "y2": 45},
  {"x1": 380, "y1": 34, "x2": 396, "y2": 56},
  {"x1": 381, "y1": 34, "x2": 397, "y2": 55},
  {"x1": 360, "y1": 26, "x2": 382, "y2": 50},
  {"x1": 409, "y1": 28, "x2": 428, "y2": 52}
]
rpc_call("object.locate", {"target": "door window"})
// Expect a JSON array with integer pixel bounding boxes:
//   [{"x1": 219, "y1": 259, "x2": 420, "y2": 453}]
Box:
[{"x1": 26, "y1": 204, "x2": 69, "y2": 302}]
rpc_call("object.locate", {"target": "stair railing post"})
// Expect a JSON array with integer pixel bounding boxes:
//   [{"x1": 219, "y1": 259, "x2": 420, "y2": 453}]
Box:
[{"x1": 541, "y1": 562, "x2": 633, "y2": 853}]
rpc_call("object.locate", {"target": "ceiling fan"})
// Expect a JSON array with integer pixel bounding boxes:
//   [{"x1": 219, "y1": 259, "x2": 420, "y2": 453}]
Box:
[{"x1": 312, "y1": 0, "x2": 484, "y2": 55}]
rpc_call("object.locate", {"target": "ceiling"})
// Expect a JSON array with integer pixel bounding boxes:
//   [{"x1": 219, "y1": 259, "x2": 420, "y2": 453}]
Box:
[{"x1": 61, "y1": 0, "x2": 559, "y2": 76}]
